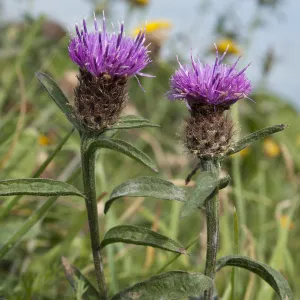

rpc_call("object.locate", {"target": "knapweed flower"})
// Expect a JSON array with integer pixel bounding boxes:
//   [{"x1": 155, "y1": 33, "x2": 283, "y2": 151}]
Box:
[
  {"x1": 68, "y1": 14, "x2": 152, "y2": 132},
  {"x1": 168, "y1": 46, "x2": 252, "y2": 157},
  {"x1": 168, "y1": 47, "x2": 251, "y2": 107}
]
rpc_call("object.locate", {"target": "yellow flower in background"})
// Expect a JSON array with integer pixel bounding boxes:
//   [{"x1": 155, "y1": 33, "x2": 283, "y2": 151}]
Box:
[
  {"x1": 131, "y1": 0, "x2": 149, "y2": 6},
  {"x1": 230, "y1": 147, "x2": 250, "y2": 158},
  {"x1": 214, "y1": 39, "x2": 241, "y2": 55},
  {"x1": 38, "y1": 135, "x2": 51, "y2": 146},
  {"x1": 296, "y1": 134, "x2": 300, "y2": 148},
  {"x1": 133, "y1": 20, "x2": 172, "y2": 36},
  {"x1": 279, "y1": 215, "x2": 294, "y2": 230},
  {"x1": 263, "y1": 138, "x2": 280, "y2": 158},
  {"x1": 240, "y1": 147, "x2": 250, "y2": 157}
]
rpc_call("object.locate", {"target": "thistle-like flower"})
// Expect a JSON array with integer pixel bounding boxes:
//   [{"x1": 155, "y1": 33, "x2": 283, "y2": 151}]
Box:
[
  {"x1": 168, "y1": 47, "x2": 251, "y2": 107},
  {"x1": 68, "y1": 14, "x2": 152, "y2": 132},
  {"x1": 168, "y1": 46, "x2": 252, "y2": 157}
]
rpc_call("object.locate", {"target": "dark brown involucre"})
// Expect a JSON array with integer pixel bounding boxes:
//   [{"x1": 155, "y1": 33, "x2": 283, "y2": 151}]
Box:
[
  {"x1": 185, "y1": 104, "x2": 234, "y2": 158},
  {"x1": 74, "y1": 69, "x2": 128, "y2": 132}
]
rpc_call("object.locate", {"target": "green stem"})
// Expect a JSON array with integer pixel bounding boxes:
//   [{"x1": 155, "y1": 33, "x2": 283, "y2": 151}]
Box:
[
  {"x1": 81, "y1": 136, "x2": 108, "y2": 299},
  {"x1": 201, "y1": 159, "x2": 220, "y2": 300}
]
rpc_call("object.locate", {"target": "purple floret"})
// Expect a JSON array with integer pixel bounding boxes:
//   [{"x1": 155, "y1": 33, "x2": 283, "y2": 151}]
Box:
[
  {"x1": 168, "y1": 46, "x2": 252, "y2": 108},
  {"x1": 68, "y1": 13, "x2": 152, "y2": 78}
]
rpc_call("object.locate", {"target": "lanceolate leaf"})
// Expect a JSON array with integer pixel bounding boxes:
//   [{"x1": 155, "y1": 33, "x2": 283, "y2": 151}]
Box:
[
  {"x1": 36, "y1": 72, "x2": 81, "y2": 130},
  {"x1": 106, "y1": 115, "x2": 160, "y2": 130},
  {"x1": 87, "y1": 138, "x2": 158, "y2": 173},
  {"x1": 216, "y1": 255, "x2": 293, "y2": 300},
  {"x1": 62, "y1": 257, "x2": 100, "y2": 300},
  {"x1": 0, "y1": 169, "x2": 81, "y2": 260},
  {"x1": 227, "y1": 124, "x2": 287, "y2": 156},
  {"x1": 101, "y1": 225, "x2": 186, "y2": 254},
  {"x1": 105, "y1": 177, "x2": 187, "y2": 214},
  {"x1": 180, "y1": 172, "x2": 218, "y2": 218},
  {"x1": 218, "y1": 175, "x2": 231, "y2": 190},
  {"x1": 0, "y1": 178, "x2": 84, "y2": 198},
  {"x1": 111, "y1": 271, "x2": 213, "y2": 300}
]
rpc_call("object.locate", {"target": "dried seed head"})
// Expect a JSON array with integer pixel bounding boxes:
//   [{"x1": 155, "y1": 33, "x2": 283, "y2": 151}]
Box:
[
  {"x1": 185, "y1": 104, "x2": 234, "y2": 158},
  {"x1": 74, "y1": 69, "x2": 128, "y2": 132}
]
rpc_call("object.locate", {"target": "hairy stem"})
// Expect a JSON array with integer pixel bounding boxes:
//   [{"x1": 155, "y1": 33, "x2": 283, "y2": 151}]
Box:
[
  {"x1": 201, "y1": 159, "x2": 220, "y2": 300},
  {"x1": 81, "y1": 136, "x2": 108, "y2": 299}
]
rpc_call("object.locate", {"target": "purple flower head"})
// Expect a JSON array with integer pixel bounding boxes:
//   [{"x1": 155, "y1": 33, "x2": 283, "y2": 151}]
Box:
[
  {"x1": 68, "y1": 13, "x2": 152, "y2": 79},
  {"x1": 168, "y1": 45, "x2": 252, "y2": 108}
]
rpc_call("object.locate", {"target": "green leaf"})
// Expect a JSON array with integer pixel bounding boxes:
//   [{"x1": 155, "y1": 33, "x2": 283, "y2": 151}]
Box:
[
  {"x1": 227, "y1": 124, "x2": 287, "y2": 156},
  {"x1": 101, "y1": 225, "x2": 186, "y2": 254},
  {"x1": 105, "y1": 177, "x2": 187, "y2": 214},
  {"x1": 0, "y1": 169, "x2": 81, "y2": 259},
  {"x1": 106, "y1": 115, "x2": 160, "y2": 130},
  {"x1": 87, "y1": 138, "x2": 158, "y2": 173},
  {"x1": 216, "y1": 255, "x2": 293, "y2": 300},
  {"x1": 111, "y1": 271, "x2": 213, "y2": 300},
  {"x1": 219, "y1": 175, "x2": 231, "y2": 190},
  {"x1": 62, "y1": 257, "x2": 100, "y2": 300},
  {"x1": 36, "y1": 72, "x2": 81, "y2": 130},
  {"x1": 0, "y1": 178, "x2": 84, "y2": 198},
  {"x1": 180, "y1": 172, "x2": 218, "y2": 218}
]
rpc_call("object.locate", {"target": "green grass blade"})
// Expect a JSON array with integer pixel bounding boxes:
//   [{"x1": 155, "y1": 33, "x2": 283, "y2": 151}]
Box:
[
  {"x1": 230, "y1": 207, "x2": 239, "y2": 300},
  {"x1": 0, "y1": 128, "x2": 74, "y2": 219}
]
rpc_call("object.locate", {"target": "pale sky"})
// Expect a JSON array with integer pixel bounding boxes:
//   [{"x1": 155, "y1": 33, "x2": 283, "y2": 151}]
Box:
[{"x1": 3, "y1": 0, "x2": 300, "y2": 108}]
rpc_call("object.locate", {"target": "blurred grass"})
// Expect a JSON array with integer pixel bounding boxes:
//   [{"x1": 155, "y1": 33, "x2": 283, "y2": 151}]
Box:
[{"x1": 0, "y1": 1, "x2": 299, "y2": 299}]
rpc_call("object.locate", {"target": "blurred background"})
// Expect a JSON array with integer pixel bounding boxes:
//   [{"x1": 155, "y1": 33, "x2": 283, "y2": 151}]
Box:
[{"x1": 0, "y1": 0, "x2": 299, "y2": 299}]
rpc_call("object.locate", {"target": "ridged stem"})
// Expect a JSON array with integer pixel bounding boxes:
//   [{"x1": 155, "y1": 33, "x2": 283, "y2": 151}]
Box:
[
  {"x1": 201, "y1": 159, "x2": 220, "y2": 300},
  {"x1": 81, "y1": 135, "x2": 108, "y2": 299}
]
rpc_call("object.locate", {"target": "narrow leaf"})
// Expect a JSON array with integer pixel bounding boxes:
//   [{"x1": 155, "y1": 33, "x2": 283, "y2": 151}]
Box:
[
  {"x1": 87, "y1": 138, "x2": 158, "y2": 172},
  {"x1": 0, "y1": 169, "x2": 81, "y2": 259},
  {"x1": 111, "y1": 271, "x2": 213, "y2": 300},
  {"x1": 105, "y1": 177, "x2": 187, "y2": 214},
  {"x1": 62, "y1": 257, "x2": 100, "y2": 300},
  {"x1": 227, "y1": 124, "x2": 287, "y2": 156},
  {"x1": 36, "y1": 72, "x2": 80, "y2": 130},
  {"x1": 216, "y1": 255, "x2": 293, "y2": 300},
  {"x1": 0, "y1": 178, "x2": 84, "y2": 198},
  {"x1": 219, "y1": 175, "x2": 231, "y2": 190},
  {"x1": 180, "y1": 172, "x2": 218, "y2": 218},
  {"x1": 106, "y1": 115, "x2": 160, "y2": 130},
  {"x1": 101, "y1": 225, "x2": 186, "y2": 254}
]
